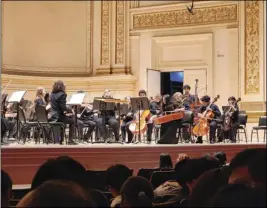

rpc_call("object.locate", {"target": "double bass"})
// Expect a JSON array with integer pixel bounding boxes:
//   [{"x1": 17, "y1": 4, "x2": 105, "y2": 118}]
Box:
[
  {"x1": 192, "y1": 95, "x2": 220, "y2": 137},
  {"x1": 191, "y1": 79, "x2": 201, "y2": 123}
]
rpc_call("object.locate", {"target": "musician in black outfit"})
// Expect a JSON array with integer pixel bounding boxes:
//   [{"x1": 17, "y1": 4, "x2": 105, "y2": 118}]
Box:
[
  {"x1": 196, "y1": 95, "x2": 221, "y2": 144},
  {"x1": 96, "y1": 90, "x2": 120, "y2": 141},
  {"x1": 183, "y1": 85, "x2": 197, "y2": 105},
  {"x1": 138, "y1": 90, "x2": 158, "y2": 143},
  {"x1": 157, "y1": 93, "x2": 189, "y2": 144},
  {"x1": 120, "y1": 96, "x2": 135, "y2": 143},
  {"x1": 50, "y1": 80, "x2": 76, "y2": 145},
  {"x1": 222, "y1": 96, "x2": 239, "y2": 143}
]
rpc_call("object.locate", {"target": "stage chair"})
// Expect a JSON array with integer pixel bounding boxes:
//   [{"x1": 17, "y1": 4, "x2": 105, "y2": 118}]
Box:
[
  {"x1": 150, "y1": 170, "x2": 176, "y2": 189},
  {"x1": 86, "y1": 170, "x2": 107, "y2": 191},
  {"x1": 251, "y1": 116, "x2": 267, "y2": 143},
  {"x1": 137, "y1": 168, "x2": 161, "y2": 180},
  {"x1": 236, "y1": 114, "x2": 248, "y2": 143},
  {"x1": 177, "y1": 111, "x2": 194, "y2": 143},
  {"x1": 35, "y1": 105, "x2": 65, "y2": 144},
  {"x1": 18, "y1": 107, "x2": 39, "y2": 144}
]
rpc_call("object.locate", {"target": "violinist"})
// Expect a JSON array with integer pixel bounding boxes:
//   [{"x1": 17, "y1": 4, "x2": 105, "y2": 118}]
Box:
[
  {"x1": 157, "y1": 93, "x2": 189, "y2": 144},
  {"x1": 196, "y1": 95, "x2": 221, "y2": 144},
  {"x1": 120, "y1": 96, "x2": 134, "y2": 143},
  {"x1": 50, "y1": 80, "x2": 76, "y2": 145},
  {"x1": 96, "y1": 89, "x2": 120, "y2": 141},
  {"x1": 34, "y1": 87, "x2": 46, "y2": 106},
  {"x1": 222, "y1": 96, "x2": 239, "y2": 143},
  {"x1": 44, "y1": 92, "x2": 52, "y2": 120}
]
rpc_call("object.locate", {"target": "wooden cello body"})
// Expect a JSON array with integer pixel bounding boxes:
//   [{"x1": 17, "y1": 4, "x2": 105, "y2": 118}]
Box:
[{"x1": 192, "y1": 95, "x2": 220, "y2": 137}]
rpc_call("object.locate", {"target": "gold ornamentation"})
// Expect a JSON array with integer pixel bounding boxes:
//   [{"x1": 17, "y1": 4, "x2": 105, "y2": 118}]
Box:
[
  {"x1": 244, "y1": 1, "x2": 260, "y2": 94},
  {"x1": 133, "y1": 4, "x2": 238, "y2": 30},
  {"x1": 86, "y1": 1, "x2": 93, "y2": 71},
  {"x1": 115, "y1": 1, "x2": 124, "y2": 64},
  {"x1": 101, "y1": 1, "x2": 110, "y2": 65}
]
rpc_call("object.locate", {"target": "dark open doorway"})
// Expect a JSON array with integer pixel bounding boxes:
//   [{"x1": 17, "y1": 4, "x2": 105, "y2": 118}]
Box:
[{"x1": 161, "y1": 71, "x2": 184, "y2": 96}]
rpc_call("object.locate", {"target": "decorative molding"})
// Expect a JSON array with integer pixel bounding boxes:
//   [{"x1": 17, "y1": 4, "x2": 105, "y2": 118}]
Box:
[
  {"x1": 115, "y1": 1, "x2": 125, "y2": 64},
  {"x1": 244, "y1": 1, "x2": 260, "y2": 94},
  {"x1": 100, "y1": 1, "x2": 110, "y2": 65},
  {"x1": 2, "y1": 2, "x2": 93, "y2": 76},
  {"x1": 130, "y1": 0, "x2": 139, "y2": 9},
  {"x1": 240, "y1": 101, "x2": 266, "y2": 112},
  {"x1": 96, "y1": 67, "x2": 131, "y2": 75},
  {"x1": 132, "y1": 4, "x2": 238, "y2": 30}
]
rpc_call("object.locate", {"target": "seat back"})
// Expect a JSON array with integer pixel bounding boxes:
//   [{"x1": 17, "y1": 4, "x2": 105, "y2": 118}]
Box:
[
  {"x1": 86, "y1": 170, "x2": 107, "y2": 191},
  {"x1": 137, "y1": 168, "x2": 160, "y2": 180},
  {"x1": 150, "y1": 170, "x2": 176, "y2": 189},
  {"x1": 18, "y1": 107, "x2": 27, "y2": 124},
  {"x1": 181, "y1": 110, "x2": 194, "y2": 124},
  {"x1": 258, "y1": 116, "x2": 267, "y2": 126},
  {"x1": 239, "y1": 110, "x2": 246, "y2": 114},
  {"x1": 35, "y1": 105, "x2": 48, "y2": 123},
  {"x1": 238, "y1": 114, "x2": 248, "y2": 126}
]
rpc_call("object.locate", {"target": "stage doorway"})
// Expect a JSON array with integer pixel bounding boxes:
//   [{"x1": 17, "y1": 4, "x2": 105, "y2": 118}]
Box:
[{"x1": 147, "y1": 68, "x2": 207, "y2": 98}]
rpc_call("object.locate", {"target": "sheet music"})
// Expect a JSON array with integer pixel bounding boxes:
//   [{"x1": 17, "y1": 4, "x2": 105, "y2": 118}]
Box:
[
  {"x1": 67, "y1": 93, "x2": 86, "y2": 105},
  {"x1": 8, "y1": 91, "x2": 27, "y2": 103}
]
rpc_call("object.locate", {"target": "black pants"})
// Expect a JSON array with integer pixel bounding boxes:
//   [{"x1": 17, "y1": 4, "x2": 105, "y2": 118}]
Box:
[
  {"x1": 82, "y1": 119, "x2": 96, "y2": 139},
  {"x1": 1, "y1": 117, "x2": 8, "y2": 140},
  {"x1": 58, "y1": 115, "x2": 74, "y2": 142},
  {"x1": 121, "y1": 120, "x2": 133, "y2": 143},
  {"x1": 197, "y1": 120, "x2": 217, "y2": 143},
  {"x1": 158, "y1": 120, "x2": 180, "y2": 144},
  {"x1": 223, "y1": 122, "x2": 238, "y2": 142},
  {"x1": 96, "y1": 116, "x2": 119, "y2": 140}
]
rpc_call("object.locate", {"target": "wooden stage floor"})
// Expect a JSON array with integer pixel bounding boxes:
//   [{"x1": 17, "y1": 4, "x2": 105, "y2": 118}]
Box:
[{"x1": 1, "y1": 142, "x2": 266, "y2": 185}]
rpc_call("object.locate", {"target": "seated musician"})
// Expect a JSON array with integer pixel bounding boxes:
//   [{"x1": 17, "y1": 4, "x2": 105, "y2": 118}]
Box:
[
  {"x1": 138, "y1": 90, "x2": 158, "y2": 143},
  {"x1": 50, "y1": 80, "x2": 76, "y2": 145},
  {"x1": 96, "y1": 89, "x2": 120, "y2": 141},
  {"x1": 121, "y1": 96, "x2": 134, "y2": 143},
  {"x1": 44, "y1": 92, "x2": 52, "y2": 120},
  {"x1": 183, "y1": 85, "x2": 196, "y2": 104},
  {"x1": 196, "y1": 95, "x2": 221, "y2": 144},
  {"x1": 77, "y1": 101, "x2": 96, "y2": 142},
  {"x1": 222, "y1": 96, "x2": 239, "y2": 143},
  {"x1": 157, "y1": 93, "x2": 189, "y2": 144},
  {"x1": 34, "y1": 87, "x2": 46, "y2": 106}
]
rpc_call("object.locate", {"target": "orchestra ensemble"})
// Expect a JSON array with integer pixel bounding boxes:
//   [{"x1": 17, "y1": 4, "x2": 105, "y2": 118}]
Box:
[{"x1": 1, "y1": 80, "x2": 240, "y2": 145}]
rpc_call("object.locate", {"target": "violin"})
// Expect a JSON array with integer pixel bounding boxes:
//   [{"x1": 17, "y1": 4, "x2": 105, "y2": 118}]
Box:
[{"x1": 192, "y1": 95, "x2": 220, "y2": 137}]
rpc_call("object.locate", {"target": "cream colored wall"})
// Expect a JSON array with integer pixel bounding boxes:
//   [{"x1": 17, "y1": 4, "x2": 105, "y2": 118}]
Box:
[{"x1": 1, "y1": 1, "x2": 136, "y2": 100}]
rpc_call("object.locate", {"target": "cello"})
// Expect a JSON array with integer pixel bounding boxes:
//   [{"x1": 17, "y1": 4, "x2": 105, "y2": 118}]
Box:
[
  {"x1": 192, "y1": 95, "x2": 220, "y2": 137},
  {"x1": 191, "y1": 79, "x2": 201, "y2": 123}
]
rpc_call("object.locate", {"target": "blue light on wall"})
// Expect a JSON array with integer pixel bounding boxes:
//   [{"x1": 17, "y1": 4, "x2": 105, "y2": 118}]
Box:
[{"x1": 170, "y1": 72, "x2": 183, "y2": 82}]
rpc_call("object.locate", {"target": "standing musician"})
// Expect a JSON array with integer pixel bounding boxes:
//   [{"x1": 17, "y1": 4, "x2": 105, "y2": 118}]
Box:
[
  {"x1": 157, "y1": 92, "x2": 189, "y2": 144},
  {"x1": 183, "y1": 85, "x2": 197, "y2": 105},
  {"x1": 96, "y1": 89, "x2": 120, "y2": 141},
  {"x1": 50, "y1": 80, "x2": 76, "y2": 145},
  {"x1": 196, "y1": 95, "x2": 221, "y2": 144},
  {"x1": 120, "y1": 96, "x2": 135, "y2": 143},
  {"x1": 138, "y1": 89, "x2": 157, "y2": 143},
  {"x1": 222, "y1": 96, "x2": 239, "y2": 143}
]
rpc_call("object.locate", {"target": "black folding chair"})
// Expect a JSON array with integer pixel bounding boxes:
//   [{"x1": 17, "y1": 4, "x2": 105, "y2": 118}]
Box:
[
  {"x1": 236, "y1": 114, "x2": 248, "y2": 143},
  {"x1": 17, "y1": 107, "x2": 39, "y2": 144},
  {"x1": 35, "y1": 105, "x2": 65, "y2": 144},
  {"x1": 251, "y1": 116, "x2": 267, "y2": 142},
  {"x1": 177, "y1": 110, "x2": 194, "y2": 143},
  {"x1": 137, "y1": 168, "x2": 161, "y2": 180}
]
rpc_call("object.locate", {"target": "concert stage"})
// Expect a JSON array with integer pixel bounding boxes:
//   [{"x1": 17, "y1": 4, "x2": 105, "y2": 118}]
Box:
[{"x1": 1, "y1": 142, "x2": 265, "y2": 185}]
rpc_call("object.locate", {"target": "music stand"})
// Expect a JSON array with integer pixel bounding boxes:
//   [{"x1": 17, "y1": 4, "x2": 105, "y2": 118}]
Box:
[
  {"x1": 67, "y1": 92, "x2": 86, "y2": 142},
  {"x1": 130, "y1": 97, "x2": 149, "y2": 144},
  {"x1": 8, "y1": 91, "x2": 27, "y2": 142}
]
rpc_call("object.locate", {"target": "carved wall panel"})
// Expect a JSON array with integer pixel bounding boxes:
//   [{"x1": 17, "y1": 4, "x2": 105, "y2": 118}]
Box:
[
  {"x1": 100, "y1": 1, "x2": 110, "y2": 65},
  {"x1": 244, "y1": 1, "x2": 260, "y2": 94},
  {"x1": 115, "y1": 1, "x2": 125, "y2": 65},
  {"x1": 2, "y1": 1, "x2": 93, "y2": 76},
  {"x1": 132, "y1": 4, "x2": 238, "y2": 30}
]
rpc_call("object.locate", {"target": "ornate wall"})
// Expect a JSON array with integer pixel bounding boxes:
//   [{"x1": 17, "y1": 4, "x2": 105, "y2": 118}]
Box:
[
  {"x1": 1, "y1": 1, "x2": 135, "y2": 101},
  {"x1": 129, "y1": 1, "x2": 266, "y2": 122}
]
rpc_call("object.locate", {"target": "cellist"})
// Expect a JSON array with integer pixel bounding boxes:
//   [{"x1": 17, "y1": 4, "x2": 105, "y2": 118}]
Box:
[{"x1": 196, "y1": 95, "x2": 221, "y2": 144}]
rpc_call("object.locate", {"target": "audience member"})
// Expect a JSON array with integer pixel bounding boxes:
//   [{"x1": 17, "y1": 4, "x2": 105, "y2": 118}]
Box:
[
  {"x1": 229, "y1": 148, "x2": 265, "y2": 184},
  {"x1": 31, "y1": 156, "x2": 87, "y2": 190},
  {"x1": 159, "y1": 153, "x2": 173, "y2": 169},
  {"x1": 121, "y1": 176, "x2": 154, "y2": 208},
  {"x1": 212, "y1": 183, "x2": 266, "y2": 207},
  {"x1": 105, "y1": 164, "x2": 133, "y2": 207},
  {"x1": 1, "y1": 169, "x2": 13, "y2": 208},
  {"x1": 248, "y1": 149, "x2": 266, "y2": 187},
  {"x1": 176, "y1": 153, "x2": 189, "y2": 163},
  {"x1": 17, "y1": 180, "x2": 95, "y2": 207},
  {"x1": 213, "y1": 151, "x2": 227, "y2": 166},
  {"x1": 188, "y1": 166, "x2": 230, "y2": 207}
]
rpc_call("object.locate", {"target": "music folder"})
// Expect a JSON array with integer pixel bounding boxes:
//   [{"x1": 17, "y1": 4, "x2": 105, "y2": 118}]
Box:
[
  {"x1": 67, "y1": 92, "x2": 86, "y2": 105},
  {"x1": 8, "y1": 91, "x2": 27, "y2": 103}
]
